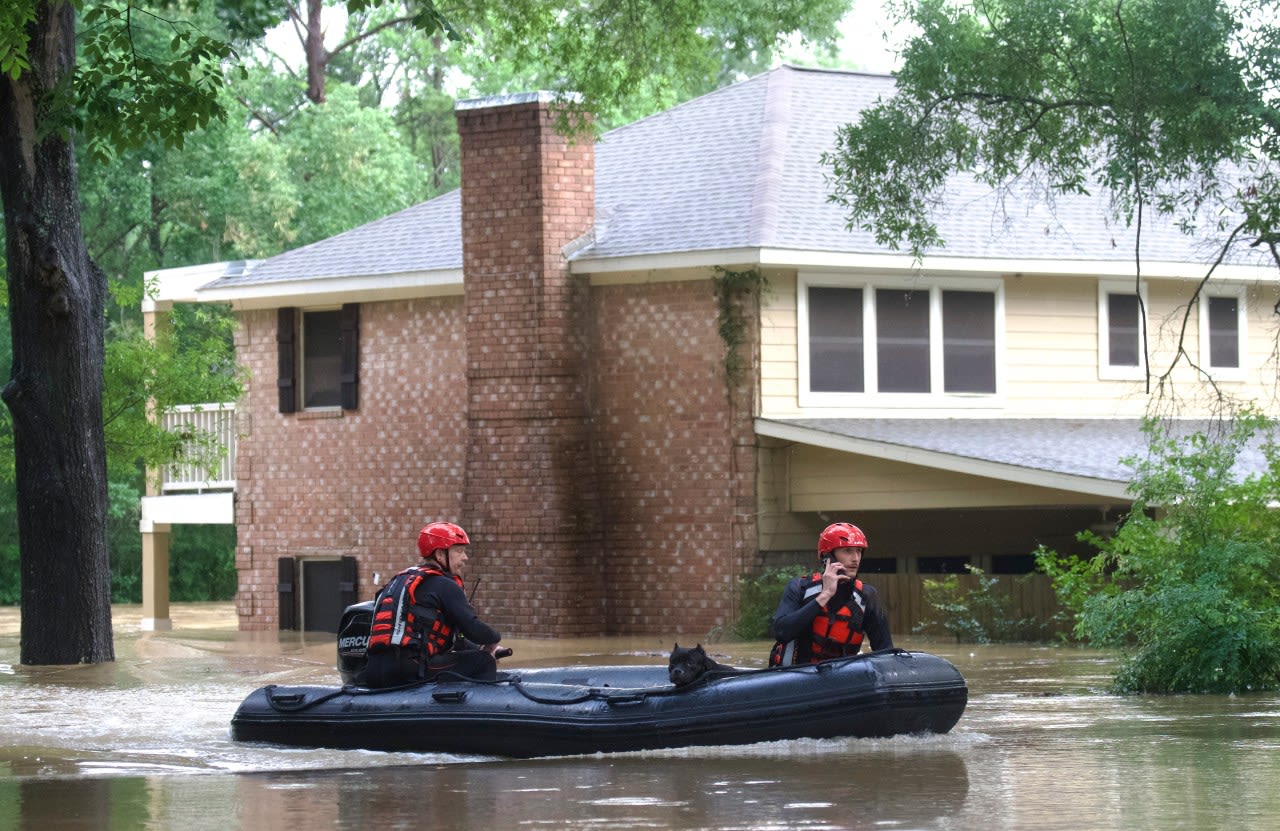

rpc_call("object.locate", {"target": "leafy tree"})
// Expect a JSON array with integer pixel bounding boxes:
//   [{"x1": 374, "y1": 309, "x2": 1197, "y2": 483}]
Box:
[
  {"x1": 1036, "y1": 414, "x2": 1280, "y2": 693},
  {"x1": 228, "y1": 0, "x2": 848, "y2": 109},
  {"x1": 824, "y1": 0, "x2": 1280, "y2": 390}
]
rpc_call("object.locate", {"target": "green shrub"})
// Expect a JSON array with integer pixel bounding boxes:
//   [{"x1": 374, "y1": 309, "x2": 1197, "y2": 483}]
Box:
[
  {"x1": 914, "y1": 565, "x2": 1047, "y2": 643},
  {"x1": 732, "y1": 564, "x2": 809, "y2": 640},
  {"x1": 170, "y1": 524, "x2": 237, "y2": 601},
  {"x1": 1036, "y1": 413, "x2": 1280, "y2": 694}
]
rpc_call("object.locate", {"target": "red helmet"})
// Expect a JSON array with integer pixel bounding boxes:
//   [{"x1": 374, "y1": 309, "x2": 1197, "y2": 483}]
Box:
[
  {"x1": 417, "y1": 521, "x2": 470, "y2": 558},
  {"x1": 818, "y1": 522, "x2": 868, "y2": 557}
]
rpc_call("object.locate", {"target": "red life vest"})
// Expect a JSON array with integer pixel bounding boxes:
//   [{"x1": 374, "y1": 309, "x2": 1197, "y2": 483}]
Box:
[
  {"x1": 809, "y1": 576, "x2": 867, "y2": 661},
  {"x1": 366, "y1": 565, "x2": 464, "y2": 659},
  {"x1": 771, "y1": 574, "x2": 867, "y2": 666}
]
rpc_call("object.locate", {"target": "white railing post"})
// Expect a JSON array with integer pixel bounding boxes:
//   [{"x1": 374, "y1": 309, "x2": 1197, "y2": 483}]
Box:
[{"x1": 159, "y1": 402, "x2": 237, "y2": 492}]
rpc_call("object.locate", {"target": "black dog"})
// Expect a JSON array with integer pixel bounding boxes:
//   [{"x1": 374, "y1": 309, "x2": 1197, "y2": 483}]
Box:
[{"x1": 668, "y1": 643, "x2": 735, "y2": 687}]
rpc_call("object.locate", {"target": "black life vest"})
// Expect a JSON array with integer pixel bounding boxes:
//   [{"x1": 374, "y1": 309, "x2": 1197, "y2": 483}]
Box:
[
  {"x1": 366, "y1": 564, "x2": 464, "y2": 659},
  {"x1": 770, "y1": 574, "x2": 867, "y2": 667}
]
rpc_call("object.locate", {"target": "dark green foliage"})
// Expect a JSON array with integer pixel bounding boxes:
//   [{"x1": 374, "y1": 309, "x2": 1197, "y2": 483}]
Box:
[
  {"x1": 1036, "y1": 414, "x2": 1280, "y2": 693},
  {"x1": 826, "y1": 0, "x2": 1280, "y2": 261},
  {"x1": 0, "y1": 499, "x2": 16, "y2": 605},
  {"x1": 914, "y1": 565, "x2": 1047, "y2": 643},
  {"x1": 108, "y1": 478, "x2": 143, "y2": 602},
  {"x1": 733, "y1": 564, "x2": 808, "y2": 640},
  {"x1": 712, "y1": 267, "x2": 768, "y2": 387},
  {"x1": 170, "y1": 524, "x2": 237, "y2": 601},
  {"x1": 73, "y1": 4, "x2": 241, "y2": 163}
]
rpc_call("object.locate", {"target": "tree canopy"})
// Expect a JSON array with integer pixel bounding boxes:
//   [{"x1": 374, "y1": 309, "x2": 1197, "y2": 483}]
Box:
[{"x1": 826, "y1": 0, "x2": 1280, "y2": 283}]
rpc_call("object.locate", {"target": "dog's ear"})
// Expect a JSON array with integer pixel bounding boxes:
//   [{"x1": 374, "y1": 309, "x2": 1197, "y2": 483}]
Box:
[{"x1": 672, "y1": 642, "x2": 679, "y2": 651}]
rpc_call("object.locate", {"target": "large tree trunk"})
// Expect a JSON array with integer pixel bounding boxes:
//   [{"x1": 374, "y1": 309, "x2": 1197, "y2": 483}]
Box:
[
  {"x1": 0, "y1": 2, "x2": 114, "y2": 665},
  {"x1": 304, "y1": 0, "x2": 328, "y2": 104}
]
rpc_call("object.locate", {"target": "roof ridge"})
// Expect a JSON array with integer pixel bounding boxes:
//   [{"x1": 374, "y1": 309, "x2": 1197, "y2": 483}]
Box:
[{"x1": 748, "y1": 66, "x2": 793, "y2": 247}]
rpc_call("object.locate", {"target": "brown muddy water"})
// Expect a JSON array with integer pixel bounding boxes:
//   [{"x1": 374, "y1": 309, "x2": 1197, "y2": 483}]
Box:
[{"x1": 2, "y1": 603, "x2": 1279, "y2": 830}]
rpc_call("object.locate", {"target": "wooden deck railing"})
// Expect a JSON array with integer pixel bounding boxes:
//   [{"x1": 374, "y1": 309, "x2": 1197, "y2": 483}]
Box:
[{"x1": 159, "y1": 403, "x2": 236, "y2": 492}]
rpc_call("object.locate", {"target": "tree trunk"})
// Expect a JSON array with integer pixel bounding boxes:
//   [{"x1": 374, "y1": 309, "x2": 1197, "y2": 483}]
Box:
[
  {"x1": 0, "y1": 2, "x2": 114, "y2": 665},
  {"x1": 305, "y1": 0, "x2": 328, "y2": 104}
]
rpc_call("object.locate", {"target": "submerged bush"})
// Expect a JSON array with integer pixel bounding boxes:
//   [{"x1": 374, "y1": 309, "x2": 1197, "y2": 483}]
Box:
[
  {"x1": 1036, "y1": 413, "x2": 1280, "y2": 694},
  {"x1": 732, "y1": 564, "x2": 808, "y2": 640}
]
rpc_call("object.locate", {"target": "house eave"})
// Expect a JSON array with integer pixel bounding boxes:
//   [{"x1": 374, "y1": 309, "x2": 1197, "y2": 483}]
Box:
[
  {"x1": 143, "y1": 261, "x2": 264, "y2": 313},
  {"x1": 571, "y1": 247, "x2": 1278, "y2": 282},
  {"x1": 754, "y1": 418, "x2": 1134, "y2": 501},
  {"x1": 194, "y1": 269, "x2": 465, "y2": 310}
]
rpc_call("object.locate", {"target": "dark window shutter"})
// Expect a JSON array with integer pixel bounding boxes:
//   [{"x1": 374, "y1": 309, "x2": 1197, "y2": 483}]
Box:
[
  {"x1": 339, "y1": 555, "x2": 359, "y2": 608},
  {"x1": 277, "y1": 308, "x2": 297, "y2": 414},
  {"x1": 340, "y1": 303, "x2": 359, "y2": 410},
  {"x1": 278, "y1": 557, "x2": 298, "y2": 630}
]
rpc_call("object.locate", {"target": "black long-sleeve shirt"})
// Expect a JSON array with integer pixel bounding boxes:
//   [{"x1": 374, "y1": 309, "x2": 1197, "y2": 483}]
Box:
[
  {"x1": 769, "y1": 575, "x2": 892, "y2": 653},
  {"x1": 418, "y1": 572, "x2": 501, "y2": 648}
]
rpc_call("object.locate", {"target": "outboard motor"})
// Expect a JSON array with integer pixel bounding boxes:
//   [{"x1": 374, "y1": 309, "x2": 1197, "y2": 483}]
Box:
[{"x1": 337, "y1": 600, "x2": 374, "y2": 685}]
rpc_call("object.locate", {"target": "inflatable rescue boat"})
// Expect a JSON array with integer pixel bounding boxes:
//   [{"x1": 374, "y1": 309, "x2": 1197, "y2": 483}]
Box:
[{"x1": 231, "y1": 604, "x2": 967, "y2": 758}]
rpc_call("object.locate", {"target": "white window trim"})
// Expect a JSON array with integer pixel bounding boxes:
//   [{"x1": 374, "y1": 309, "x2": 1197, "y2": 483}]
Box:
[
  {"x1": 1198, "y1": 285, "x2": 1248, "y2": 382},
  {"x1": 797, "y1": 273, "x2": 1005, "y2": 409},
  {"x1": 1097, "y1": 279, "x2": 1149, "y2": 381},
  {"x1": 300, "y1": 306, "x2": 343, "y2": 411}
]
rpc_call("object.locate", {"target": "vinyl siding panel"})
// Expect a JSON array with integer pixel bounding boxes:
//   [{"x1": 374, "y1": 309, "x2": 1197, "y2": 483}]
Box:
[
  {"x1": 761, "y1": 269, "x2": 1280, "y2": 420},
  {"x1": 786, "y1": 446, "x2": 1111, "y2": 511}
]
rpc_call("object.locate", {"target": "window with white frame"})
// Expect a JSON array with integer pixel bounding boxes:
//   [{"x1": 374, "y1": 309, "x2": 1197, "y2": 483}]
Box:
[
  {"x1": 1097, "y1": 280, "x2": 1148, "y2": 380},
  {"x1": 799, "y1": 276, "x2": 1002, "y2": 406},
  {"x1": 1199, "y1": 287, "x2": 1247, "y2": 380}
]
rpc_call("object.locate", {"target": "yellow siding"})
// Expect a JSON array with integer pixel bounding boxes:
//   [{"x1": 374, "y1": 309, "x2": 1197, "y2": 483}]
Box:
[
  {"x1": 760, "y1": 269, "x2": 1280, "y2": 419},
  {"x1": 784, "y1": 445, "x2": 1110, "y2": 511}
]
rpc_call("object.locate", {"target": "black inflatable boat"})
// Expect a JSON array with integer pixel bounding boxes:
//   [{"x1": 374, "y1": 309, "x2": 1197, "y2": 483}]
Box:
[{"x1": 230, "y1": 648, "x2": 967, "y2": 758}]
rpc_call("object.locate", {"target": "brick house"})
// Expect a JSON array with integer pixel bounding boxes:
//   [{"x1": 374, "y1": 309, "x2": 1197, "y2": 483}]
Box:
[{"x1": 141, "y1": 66, "x2": 1276, "y2": 637}]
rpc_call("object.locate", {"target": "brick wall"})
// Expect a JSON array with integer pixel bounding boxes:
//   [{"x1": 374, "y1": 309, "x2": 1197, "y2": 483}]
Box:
[
  {"x1": 232, "y1": 299, "x2": 468, "y2": 630},
  {"x1": 590, "y1": 280, "x2": 759, "y2": 636},
  {"x1": 456, "y1": 95, "x2": 605, "y2": 636}
]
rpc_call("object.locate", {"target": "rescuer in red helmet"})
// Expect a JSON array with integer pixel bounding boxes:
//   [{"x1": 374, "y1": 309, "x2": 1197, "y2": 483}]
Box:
[
  {"x1": 768, "y1": 522, "x2": 893, "y2": 667},
  {"x1": 360, "y1": 521, "x2": 505, "y2": 687}
]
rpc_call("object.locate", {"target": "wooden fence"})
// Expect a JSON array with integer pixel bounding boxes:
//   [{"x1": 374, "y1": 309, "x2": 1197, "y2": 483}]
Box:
[{"x1": 870, "y1": 573, "x2": 1071, "y2": 640}]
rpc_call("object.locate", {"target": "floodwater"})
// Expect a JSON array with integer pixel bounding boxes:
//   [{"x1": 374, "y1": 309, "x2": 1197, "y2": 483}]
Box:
[{"x1": 2, "y1": 605, "x2": 1279, "y2": 831}]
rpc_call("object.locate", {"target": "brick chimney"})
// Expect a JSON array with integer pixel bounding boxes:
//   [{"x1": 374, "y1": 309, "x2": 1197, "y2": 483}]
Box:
[{"x1": 455, "y1": 93, "x2": 603, "y2": 637}]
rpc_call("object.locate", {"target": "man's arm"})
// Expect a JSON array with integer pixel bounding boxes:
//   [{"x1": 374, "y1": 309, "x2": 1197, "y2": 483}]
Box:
[
  {"x1": 435, "y1": 580, "x2": 502, "y2": 647},
  {"x1": 769, "y1": 578, "x2": 821, "y2": 642},
  {"x1": 862, "y1": 585, "x2": 893, "y2": 651}
]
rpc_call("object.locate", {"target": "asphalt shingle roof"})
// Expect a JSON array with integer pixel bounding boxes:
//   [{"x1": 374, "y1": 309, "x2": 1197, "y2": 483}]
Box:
[
  {"x1": 206, "y1": 65, "x2": 1263, "y2": 290},
  {"x1": 765, "y1": 418, "x2": 1276, "y2": 487},
  {"x1": 208, "y1": 191, "x2": 461, "y2": 287}
]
